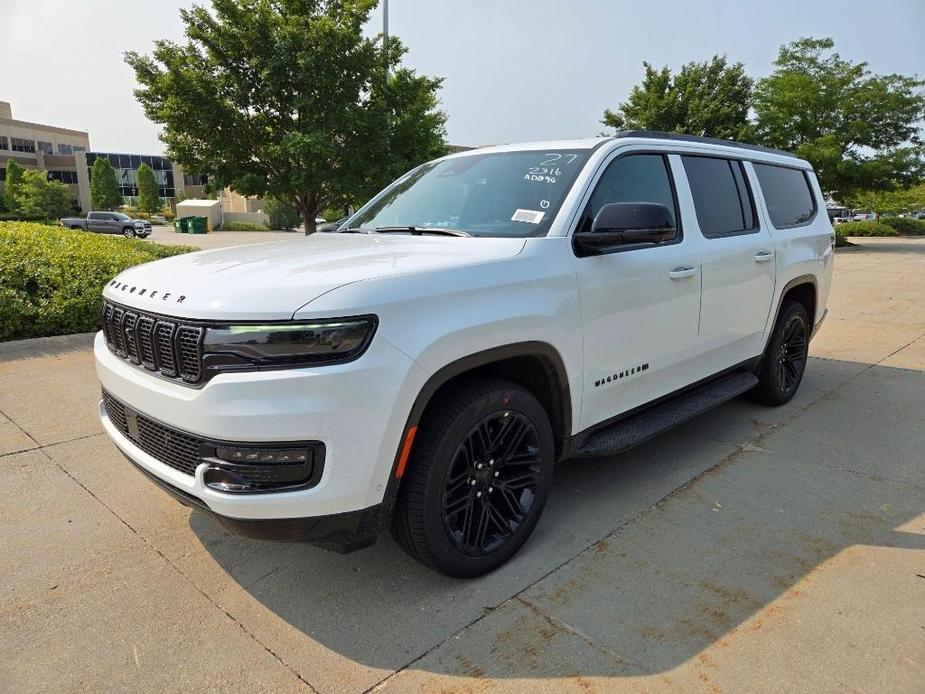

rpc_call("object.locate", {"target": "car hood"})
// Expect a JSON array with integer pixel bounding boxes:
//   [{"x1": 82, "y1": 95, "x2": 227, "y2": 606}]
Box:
[{"x1": 103, "y1": 233, "x2": 527, "y2": 319}]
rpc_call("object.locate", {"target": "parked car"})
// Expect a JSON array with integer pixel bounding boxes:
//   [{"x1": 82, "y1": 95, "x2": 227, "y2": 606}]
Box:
[
  {"x1": 95, "y1": 131, "x2": 833, "y2": 577},
  {"x1": 317, "y1": 216, "x2": 349, "y2": 232},
  {"x1": 61, "y1": 211, "x2": 152, "y2": 238}
]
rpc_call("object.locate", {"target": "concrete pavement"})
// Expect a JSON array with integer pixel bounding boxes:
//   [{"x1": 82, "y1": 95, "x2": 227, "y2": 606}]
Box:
[
  {"x1": 1, "y1": 237, "x2": 924, "y2": 692},
  {"x1": 147, "y1": 225, "x2": 304, "y2": 250}
]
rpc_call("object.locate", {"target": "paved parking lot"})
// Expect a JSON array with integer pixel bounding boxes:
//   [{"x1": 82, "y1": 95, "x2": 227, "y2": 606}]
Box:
[
  {"x1": 2, "y1": 237, "x2": 924, "y2": 692},
  {"x1": 147, "y1": 225, "x2": 303, "y2": 250}
]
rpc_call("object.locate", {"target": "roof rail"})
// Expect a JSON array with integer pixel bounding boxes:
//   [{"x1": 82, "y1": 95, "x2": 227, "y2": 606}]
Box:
[{"x1": 614, "y1": 130, "x2": 798, "y2": 159}]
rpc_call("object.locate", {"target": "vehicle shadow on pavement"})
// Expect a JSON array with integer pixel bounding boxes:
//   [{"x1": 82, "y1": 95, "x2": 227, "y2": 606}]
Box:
[{"x1": 190, "y1": 357, "x2": 925, "y2": 686}]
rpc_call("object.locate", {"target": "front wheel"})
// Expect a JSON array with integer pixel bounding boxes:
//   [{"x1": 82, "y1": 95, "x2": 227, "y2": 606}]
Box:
[
  {"x1": 122, "y1": 227, "x2": 136, "y2": 238},
  {"x1": 751, "y1": 301, "x2": 810, "y2": 405},
  {"x1": 391, "y1": 378, "x2": 555, "y2": 577}
]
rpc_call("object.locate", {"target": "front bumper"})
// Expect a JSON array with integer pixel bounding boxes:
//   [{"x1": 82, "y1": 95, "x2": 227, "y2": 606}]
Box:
[
  {"x1": 95, "y1": 329, "x2": 428, "y2": 534},
  {"x1": 121, "y1": 447, "x2": 386, "y2": 552}
]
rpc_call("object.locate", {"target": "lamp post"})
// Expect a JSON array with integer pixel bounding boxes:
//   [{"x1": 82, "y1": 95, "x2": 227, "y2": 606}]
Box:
[{"x1": 383, "y1": 0, "x2": 389, "y2": 85}]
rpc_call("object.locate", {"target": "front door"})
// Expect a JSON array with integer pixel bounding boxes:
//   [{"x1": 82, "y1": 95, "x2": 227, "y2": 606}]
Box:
[{"x1": 572, "y1": 152, "x2": 702, "y2": 431}]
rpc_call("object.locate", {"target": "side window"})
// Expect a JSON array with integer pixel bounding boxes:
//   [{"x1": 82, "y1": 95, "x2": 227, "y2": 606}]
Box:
[
  {"x1": 753, "y1": 164, "x2": 816, "y2": 228},
  {"x1": 682, "y1": 156, "x2": 757, "y2": 237},
  {"x1": 578, "y1": 154, "x2": 679, "y2": 239}
]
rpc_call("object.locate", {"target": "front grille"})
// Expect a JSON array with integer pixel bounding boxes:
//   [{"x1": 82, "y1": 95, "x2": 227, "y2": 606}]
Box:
[
  {"x1": 103, "y1": 390, "x2": 203, "y2": 476},
  {"x1": 101, "y1": 300, "x2": 203, "y2": 384}
]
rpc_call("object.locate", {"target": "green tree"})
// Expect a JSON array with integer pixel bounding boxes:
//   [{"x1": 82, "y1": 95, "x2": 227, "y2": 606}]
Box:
[
  {"x1": 126, "y1": 0, "x2": 447, "y2": 234},
  {"x1": 136, "y1": 162, "x2": 161, "y2": 214},
  {"x1": 754, "y1": 37, "x2": 925, "y2": 200},
  {"x1": 90, "y1": 157, "x2": 124, "y2": 210},
  {"x1": 4, "y1": 159, "x2": 24, "y2": 215},
  {"x1": 844, "y1": 182, "x2": 925, "y2": 218},
  {"x1": 602, "y1": 56, "x2": 754, "y2": 141},
  {"x1": 264, "y1": 195, "x2": 302, "y2": 230},
  {"x1": 14, "y1": 170, "x2": 74, "y2": 220}
]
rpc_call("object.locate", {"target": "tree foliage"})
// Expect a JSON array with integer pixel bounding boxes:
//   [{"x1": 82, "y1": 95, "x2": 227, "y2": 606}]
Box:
[
  {"x1": 126, "y1": 0, "x2": 447, "y2": 233},
  {"x1": 13, "y1": 170, "x2": 74, "y2": 220},
  {"x1": 90, "y1": 158, "x2": 123, "y2": 211},
  {"x1": 264, "y1": 196, "x2": 302, "y2": 230},
  {"x1": 754, "y1": 37, "x2": 925, "y2": 199},
  {"x1": 602, "y1": 56, "x2": 754, "y2": 141},
  {"x1": 4, "y1": 159, "x2": 24, "y2": 214},
  {"x1": 136, "y1": 163, "x2": 161, "y2": 214}
]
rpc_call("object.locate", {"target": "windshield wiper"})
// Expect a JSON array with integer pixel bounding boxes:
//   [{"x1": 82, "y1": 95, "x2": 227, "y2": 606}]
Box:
[{"x1": 373, "y1": 226, "x2": 472, "y2": 237}]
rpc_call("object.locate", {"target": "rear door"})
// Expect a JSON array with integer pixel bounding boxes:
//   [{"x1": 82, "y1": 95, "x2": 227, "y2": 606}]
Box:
[
  {"x1": 87, "y1": 212, "x2": 106, "y2": 232},
  {"x1": 572, "y1": 150, "x2": 702, "y2": 430},
  {"x1": 680, "y1": 155, "x2": 775, "y2": 370}
]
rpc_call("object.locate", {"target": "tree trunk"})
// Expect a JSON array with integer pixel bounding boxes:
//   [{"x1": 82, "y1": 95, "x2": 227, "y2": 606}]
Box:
[{"x1": 295, "y1": 192, "x2": 318, "y2": 235}]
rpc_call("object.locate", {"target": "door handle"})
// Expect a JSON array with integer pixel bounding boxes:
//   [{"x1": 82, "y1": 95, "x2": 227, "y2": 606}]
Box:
[
  {"x1": 754, "y1": 251, "x2": 775, "y2": 263},
  {"x1": 668, "y1": 266, "x2": 698, "y2": 280}
]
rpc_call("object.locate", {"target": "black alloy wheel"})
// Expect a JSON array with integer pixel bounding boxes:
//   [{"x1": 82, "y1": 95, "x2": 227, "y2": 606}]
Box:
[
  {"x1": 391, "y1": 378, "x2": 555, "y2": 577},
  {"x1": 751, "y1": 301, "x2": 810, "y2": 405},
  {"x1": 442, "y1": 410, "x2": 541, "y2": 556},
  {"x1": 775, "y1": 313, "x2": 808, "y2": 395}
]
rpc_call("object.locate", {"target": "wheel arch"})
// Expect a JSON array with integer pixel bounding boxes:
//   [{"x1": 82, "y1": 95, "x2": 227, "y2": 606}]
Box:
[
  {"x1": 382, "y1": 342, "x2": 572, "y2": 513},
  {"x1": 765, "y1": 275, "x2": 818, "y2": 352}
]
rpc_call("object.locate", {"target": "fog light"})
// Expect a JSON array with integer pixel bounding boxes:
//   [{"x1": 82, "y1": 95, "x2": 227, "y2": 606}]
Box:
[
  {"x1": 203, "y1": 446, "x2": 318, "y2": 493},
  {"x1": 215, "y1": 447, "x2": 310, "y2": 464}
]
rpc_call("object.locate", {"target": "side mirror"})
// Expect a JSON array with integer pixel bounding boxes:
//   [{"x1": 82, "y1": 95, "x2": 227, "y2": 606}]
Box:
[{"x1": 573, "y1": 202, "x2": 676, "y2": 256}]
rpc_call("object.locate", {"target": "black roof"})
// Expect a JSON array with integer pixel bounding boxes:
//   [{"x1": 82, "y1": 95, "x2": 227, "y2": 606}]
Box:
[{"x1": 614, "y1": 130, "x2": 798, "y2": 159}]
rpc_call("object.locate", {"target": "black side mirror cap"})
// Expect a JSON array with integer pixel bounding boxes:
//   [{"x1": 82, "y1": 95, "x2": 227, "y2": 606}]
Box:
[{"x1": 574, "y1": 202, "x2": 676, "y2": 256}]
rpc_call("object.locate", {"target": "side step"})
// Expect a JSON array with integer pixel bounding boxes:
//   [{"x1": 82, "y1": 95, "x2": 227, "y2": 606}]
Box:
[{"x1": 576, "y1": 371, "x2": 759, "y2": 458}]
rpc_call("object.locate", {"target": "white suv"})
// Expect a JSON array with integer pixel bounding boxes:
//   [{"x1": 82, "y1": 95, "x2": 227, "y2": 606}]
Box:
[{"x1": 96, "y1": 131, "x2": 833, "y2": 577}]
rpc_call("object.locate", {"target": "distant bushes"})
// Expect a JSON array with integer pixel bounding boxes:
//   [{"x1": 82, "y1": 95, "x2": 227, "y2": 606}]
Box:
[
  {"x1": 838, "y1": 217, "x2": 925, "y2": 237},
  {"x1": 221, "y1": 221, "x2": 269, "y2": 231},
  {"x1": 879, "y1": 217, "x2": 925, "y2": 235},
  {"x1": 839, "y1": 221, "x2": 899, "y2": 237},
  {"x1": 0, "y1": 222, "x2": 196, "y2": 341}
]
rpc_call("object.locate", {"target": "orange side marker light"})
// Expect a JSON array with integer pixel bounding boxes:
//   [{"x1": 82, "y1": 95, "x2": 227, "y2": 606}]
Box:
[{"x1": 395, "y1": 426, "x2": 418, "y2": 478}]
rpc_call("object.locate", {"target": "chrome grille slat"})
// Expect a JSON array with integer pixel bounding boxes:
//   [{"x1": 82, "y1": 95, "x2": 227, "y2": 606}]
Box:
[
  {"x1": 154, "y1": 320, "x2": 178, "y2": 377},
  {"x1": 123, "y1": 312, "x2": 139, "y2": 364},
  {"x1": 136, "y1": 316, "x2": 157, "y2": 370},
  {"x1": 102, "y1": 300, "x2": 203, "y2": 384}
]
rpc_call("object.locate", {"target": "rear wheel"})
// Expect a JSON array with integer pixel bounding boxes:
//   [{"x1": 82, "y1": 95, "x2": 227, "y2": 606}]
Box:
[
  {"x1": 391, "y1": 378, "x2": 554, "y2": 577},
  {"x1": 751, "y1": 301, "x2": 809, "y2": 405},
  {"x1": 122, "y1": 227, "x2": 136, "y2": 238}
]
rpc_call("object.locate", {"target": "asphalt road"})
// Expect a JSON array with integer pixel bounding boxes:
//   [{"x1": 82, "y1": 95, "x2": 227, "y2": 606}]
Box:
[{"x1": 1, "y1": 237, "x2": 923, "y2": 692}]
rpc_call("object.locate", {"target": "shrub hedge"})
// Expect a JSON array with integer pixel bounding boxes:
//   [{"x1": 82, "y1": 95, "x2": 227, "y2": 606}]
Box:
[
  {"x1": 879, "y1": 217, "x2": 925, "y2": 235},
  {"x1": 221, "y1": 221, "x2": 270, "y2": 231},
  {"x1": 0, "y1": 222, "x2": 196, "y2": 341},
  {"x1": 838, "y1": 221, "x2": 899, "y2": 237}
]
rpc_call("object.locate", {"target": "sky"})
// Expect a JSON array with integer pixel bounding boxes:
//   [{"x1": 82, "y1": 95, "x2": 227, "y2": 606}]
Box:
[{"x1": 2, "y1": 0, "x2": 923, "y2": 155}]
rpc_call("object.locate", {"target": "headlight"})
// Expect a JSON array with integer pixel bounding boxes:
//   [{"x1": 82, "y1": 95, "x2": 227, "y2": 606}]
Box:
[
  {"x1": 201, "y1": 316, "x2": 377, "y2": 370},
  {"x1": 135, "y1": 221, "x2": 145, "y2": 226}
]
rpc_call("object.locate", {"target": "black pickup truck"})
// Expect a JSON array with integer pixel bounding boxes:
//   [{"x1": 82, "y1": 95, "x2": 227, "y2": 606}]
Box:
[{"x1": 61, "y1": 211, "x2": 152, "y2": 238}]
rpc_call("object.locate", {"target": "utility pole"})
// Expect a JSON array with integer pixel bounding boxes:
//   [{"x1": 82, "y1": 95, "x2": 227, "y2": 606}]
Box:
[{"x1": 383, "y1": 0, "x2": 389, "y2": 85}]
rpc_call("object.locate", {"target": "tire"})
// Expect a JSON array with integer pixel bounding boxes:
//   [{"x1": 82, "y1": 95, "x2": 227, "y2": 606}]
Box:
[
  {"x1": 391, "y1": 378, "x2": 555, "y2": 578},
  {"x1": 122, "y1": 227, "x2": 136, "y2": 238},
  {"x1": 750, "y1": 301, "x2": 810, "y2": 406}
]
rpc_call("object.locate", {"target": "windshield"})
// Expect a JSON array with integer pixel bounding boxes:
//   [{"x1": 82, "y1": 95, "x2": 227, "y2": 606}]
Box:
[{"x1": 349, "y1": 150, "x2": 590, "y2": 238}]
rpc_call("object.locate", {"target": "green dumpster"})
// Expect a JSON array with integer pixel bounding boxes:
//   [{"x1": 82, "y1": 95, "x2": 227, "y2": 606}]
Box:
[
  {"x1": 188, "y1": 216, "x2": 208, "y2": 234},
  {"x1": 173, "y1": 217, "x2": 189, "y2": 233}
]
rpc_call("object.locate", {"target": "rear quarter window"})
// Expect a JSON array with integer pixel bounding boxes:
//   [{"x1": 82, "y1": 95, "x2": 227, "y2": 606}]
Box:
[{"x1": 754, "y1": 164, "x2": 816, "y2": 228}]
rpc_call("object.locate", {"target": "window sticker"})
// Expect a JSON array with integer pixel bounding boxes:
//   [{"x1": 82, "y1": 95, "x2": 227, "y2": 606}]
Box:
[{"x1": 511, "y1": 209, "x2": 545, "y2": 224}]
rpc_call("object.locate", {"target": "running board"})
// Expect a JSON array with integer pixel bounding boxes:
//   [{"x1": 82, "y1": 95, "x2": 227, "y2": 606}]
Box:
[{"x1": 576, "y1": 372, "x2": 759, "y2": 458}]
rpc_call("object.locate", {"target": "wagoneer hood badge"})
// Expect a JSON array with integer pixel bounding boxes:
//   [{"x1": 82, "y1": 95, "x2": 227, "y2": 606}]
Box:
[{"x1": 108, "y1": 280, "x2": 187, "y2": 304}]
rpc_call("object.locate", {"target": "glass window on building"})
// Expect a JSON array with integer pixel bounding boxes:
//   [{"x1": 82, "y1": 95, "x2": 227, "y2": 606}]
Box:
[
  {"x1": 0, "y1": 136, "x2": 8, "y2": 150},
  {"x1": 11, "y1": 137, "x2": 35, "y2": 153},
  {"x1": 184, "y1": 173, "x2": 207, "y2": 186},
  {"x1": 73, "y1": 146, "x2": 85, "y2": 152},
  {"x1": 48, "y1": 171, "x2": 78, "y2": 184},
  {"x1": 37, "y1": 141, "x2": 53, "y2": 155},
  {"x1": 57, "y1": 143, "x2": 73, "y2": 155}
]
